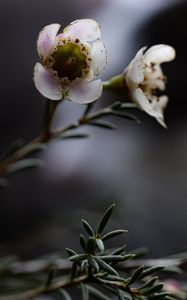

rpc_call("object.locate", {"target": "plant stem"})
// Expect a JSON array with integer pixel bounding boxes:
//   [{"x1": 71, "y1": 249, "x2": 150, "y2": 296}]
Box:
[
  {"x1": 103, "y1": 74, "x2": 128, "y2": 96},
  {"x1": 0, "y1": 274, "x2": 88, "y2": 300},
  {"x1": 0, "y1": 98, "x2": 134, "y2": 175}
]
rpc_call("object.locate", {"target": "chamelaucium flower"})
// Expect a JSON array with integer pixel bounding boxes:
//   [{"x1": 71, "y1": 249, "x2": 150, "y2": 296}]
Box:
[
  {"x1": 124, "y1": 44, "x2": 176, "y2": 128},
  {"x1": 34, "y1": 19, "x2": 107, "y2": 104}
]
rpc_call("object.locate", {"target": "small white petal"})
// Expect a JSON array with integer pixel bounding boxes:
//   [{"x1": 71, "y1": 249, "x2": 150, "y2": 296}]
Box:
[
  {"x1": 34, "y1": 63, "x2": 62, "y2": 100},
  {"x1": 126, "y1": 47, "x2": 146, "y2": 86},
  {"x1": 156, "y1": 117, "x2": 167, "y2": 128},
  {"x1": 68, "y1": 79, "x2": 103, "y2": 104},
  {"x1": 158, "y1": 95, "x2": 169, "y2": 110},
  {"x1": 63, "y1": 19, "x2": 101, "y2": 42},
  {"x1": 37, "y1": 23, "x2": 60, "y2": 57},
  {"x1": 90, "y1": 40, "x2": 107, "y2": 76},
  {"x1": 132, "y1": 88, "x2": 162, "y2": 118},
  {"x1": 152, "y1": 96, "x2": 168, "y2": 128},
  {"x1": 144, "y1": 44, "x2": 176, "y2": 65}
]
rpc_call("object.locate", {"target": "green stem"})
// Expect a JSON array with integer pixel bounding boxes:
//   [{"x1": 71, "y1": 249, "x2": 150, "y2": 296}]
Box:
[
  {"x1": 0, "y1": 103, "x2": 127, "y2": 174},
  {"x1": 0, "y1": 274, "x2": 88, "y2": 300},
  {"x1": 43, "y1": 99, "x2": 61, "y2": 139},
  {"x1": 0, "y1": 99, "x2": 61, "y2": 174},
  {"x1": 103, "y1": 74, "x2": 128, "y2": 96}
]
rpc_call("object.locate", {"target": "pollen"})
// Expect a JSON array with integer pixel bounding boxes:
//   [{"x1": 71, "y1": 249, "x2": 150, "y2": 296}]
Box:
[{"x1": 50, "y1": 43, "x2": 88, "y2": 81}]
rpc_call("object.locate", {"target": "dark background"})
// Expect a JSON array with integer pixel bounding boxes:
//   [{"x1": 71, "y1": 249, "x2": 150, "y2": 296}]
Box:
[{"x1": 0, "y1": 0, "x2": 187, "y2": 261}]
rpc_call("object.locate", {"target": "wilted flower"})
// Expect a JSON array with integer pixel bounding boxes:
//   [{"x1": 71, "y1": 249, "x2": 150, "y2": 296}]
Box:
[
  {"x1": 34, "y1": 19, "x2": 107, "y2": 104},
  {"x1": 124, "y1": 44, "x2": 176, "y2": 127}
]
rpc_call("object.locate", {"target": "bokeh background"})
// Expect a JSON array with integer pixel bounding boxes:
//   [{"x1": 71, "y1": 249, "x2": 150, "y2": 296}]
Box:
[{"x1": 0, "y1": 0, "x2": 187, "y2": 267}]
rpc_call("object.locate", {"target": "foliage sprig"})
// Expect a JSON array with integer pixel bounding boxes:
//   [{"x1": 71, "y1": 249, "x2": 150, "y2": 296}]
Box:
[{"x1": 0, "y1": 204, "x2": 186, "y2": 299}]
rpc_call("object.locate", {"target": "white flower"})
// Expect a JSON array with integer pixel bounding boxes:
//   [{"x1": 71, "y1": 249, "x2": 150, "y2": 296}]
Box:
[
  {"x1": 34, "y1": 19, "x2": 107, "y2": 104},
  {"x1": 124, "y1": 44, "x2": 176, "y2": 127}
]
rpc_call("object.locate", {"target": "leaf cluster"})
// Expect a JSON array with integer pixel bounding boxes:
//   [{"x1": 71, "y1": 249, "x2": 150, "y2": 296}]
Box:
[{"x1": 64, "y1": 204, "x2": 173, "y2": 300}]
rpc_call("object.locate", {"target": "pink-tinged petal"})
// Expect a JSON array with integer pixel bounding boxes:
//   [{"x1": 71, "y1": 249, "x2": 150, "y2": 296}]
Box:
[
  {"x1": 90, "y1": 40, "x2": 107, "y2": 76},
  {"x1": 68, "y1": 79, "x2": 102, "y2": 104},
  {"x1": 37, "y1": 23, "x2": 60, "y2": 57},
  {"x1": 144, "y1": 44, "x2": 176, "y2": 65},
  {"x1": 63, "y1": 19, "x2": 101, "y2": 42},
  {"x1": 34, "y1": 63, "x2": 62, "y2": 100},
  {"x1": 131, "y1": 88, "x2": 162, "y2": 118},
  {"x1": 126, "y1": 47, "x2": 146, "y2": 86}
]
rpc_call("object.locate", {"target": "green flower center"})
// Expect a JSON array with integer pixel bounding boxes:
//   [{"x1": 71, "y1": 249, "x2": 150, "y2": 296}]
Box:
[{"x1": 51, "y1": 43, "x2": 88, "y2": 81}]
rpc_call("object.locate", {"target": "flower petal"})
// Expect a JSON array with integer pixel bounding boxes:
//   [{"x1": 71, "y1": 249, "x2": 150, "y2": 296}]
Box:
[
  {"x1": 144, "y1": 44, "x2": 176, "y2": 65},
  {"x1": 152, "y1": 96, "x2": 168, "y2": 128},
  {"x1": 34, "y1": 63, "x2": 62, "y2": 100},
  {"x1": 90, "y1": 40, "x2": 107, "y2": 76},
  {"x1": 131, "y1": 88, "x2": 162, "y2": 118},
  {"x1": 37, "y1": 23, "x2": 60, "y2": 58},
  {"x1": 68, "y1": 79, "x2": 103, "y2": 104},
  {"x1": 63, "y1": 19, "x2": 101, "y2": 42},
  {"x1": 125, "y1": 47, "x2": 146, "y2": 86}
]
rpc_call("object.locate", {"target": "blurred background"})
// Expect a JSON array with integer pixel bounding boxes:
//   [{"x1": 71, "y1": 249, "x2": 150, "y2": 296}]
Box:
[{"x1": 0, "y1": 0, "x2": 187, "y2": 266}]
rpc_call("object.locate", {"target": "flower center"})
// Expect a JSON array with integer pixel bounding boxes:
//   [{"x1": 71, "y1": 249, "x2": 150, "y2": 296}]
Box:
[{"x1": 50, "y1": 43, "x2": 88, "y2": 81}]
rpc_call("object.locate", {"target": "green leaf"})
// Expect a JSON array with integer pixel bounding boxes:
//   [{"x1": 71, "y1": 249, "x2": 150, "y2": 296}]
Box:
[
  {"x1": 120, "y1": 103, "x2": 137, "y2": 109},
  {"x1": 123, "y1": 292, "x2": 132, "y2": 300},
  {"x1": 0, "y1": 139, "x2": 25, "y2": 160},
  {"x1": 59, "y1": 133, "x2": 89, "y2": 140},
  {"x1": 149, "y1": 293, "x2": 171, "y2": 300},
  {"x1": 164, "y1": 296, "x2": 176, "y2": 300},
  {"x1": 127, "y1": 265, "x2": 144, "y2": 285},
  {"x1": 80, "y1": 260, "x2": 88, "y2": 273},
  {"x1": 110, "y1": 101, "x2": 123, "y2": 110},
  {"x1": 141, "y1": 266, "x2": 164, "y2": 279},
  {"x1": 7, "y1": 159, "x2": 44, "y2": 173},
  {"x1": 86, "y1": 237, "x2": 96, "y2": 254},
  {"x1": 129, "y1": 247, "x2": 148, "y2": 258},
  {"x1": 117, "y1": 289, "x2": 125, "y2": 300},
  {"x1": 110, "y1": 245, "x2": 126, "y2": 255},
  {"x1": 86, "y1": 285, "x2": 111, "y2": 300},
  {"x1": 58, "y1": 289, "x2": 72, "y2": 300},
  {"x1": 164, "y1": 265, "x2": 182, "y2": 274},
  {"x1": 106, "y1": 275, "x2": 126, "y2": 282},
  {"x1": 82, "y1": 219, "x2": 94, "y2": 236},
  {"x1": 96, "y1": 203, "x2": 115, "y2": 236},
  {"x1": 79, "y1": 234, "x2": 87, "y2": 252},
  {"x1": 66, "y1": 248, "x2": 78, "y2": 257},
  {"x1": 69, "y1": 254, "x2": 87, "y2": 263},
  {"x1": 96, "y1": 239, "x2": 105, "y2": 254},
  {"x1": 88, "y1": 256, "x2": 100, "y2": 273},
  {"x1": 28, "y1": 143, "x2": 47, "y2": 154},
  {"x1": 71, "y1": 262, "x2": 79, "y2": 279},
  {"x1": 98, "y1": 255, "x2": 126, "y2": 263},
  {"x1": 102, "y1": 229, "x2": 127, "y2": 241},
  {"x1": 121, "y1": 254, "x2": 136, "y2": 261},
  {"x1": 142, "y1": 283, "x2": 164, "y2": 295},
  {"x1": 94, "y1": 256, "x2": 118, "y2": 276},
  {"x1": 89, "y1": 120, "x2": 117, "y2": 130},
  {"x1": 112, "y1": 111, "x2": 140, "y2": 123},
  {"x1": 46, "y1": 265, "x2": 56, "y2": 287},
  {"x1": 81, "y1": 283, "x2": 89, "y2": 300},
  {"x1": 110, "y1": 101, "x2": 136, "y2": 111},
  {"x1": 139, "y1": 277, "x2": 158, "y2": 290}
]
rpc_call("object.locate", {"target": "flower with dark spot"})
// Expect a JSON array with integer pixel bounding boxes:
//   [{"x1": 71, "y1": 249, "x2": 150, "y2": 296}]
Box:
[{"x1": 34, "y1": 19, "x2": 107, "y2": 104}]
